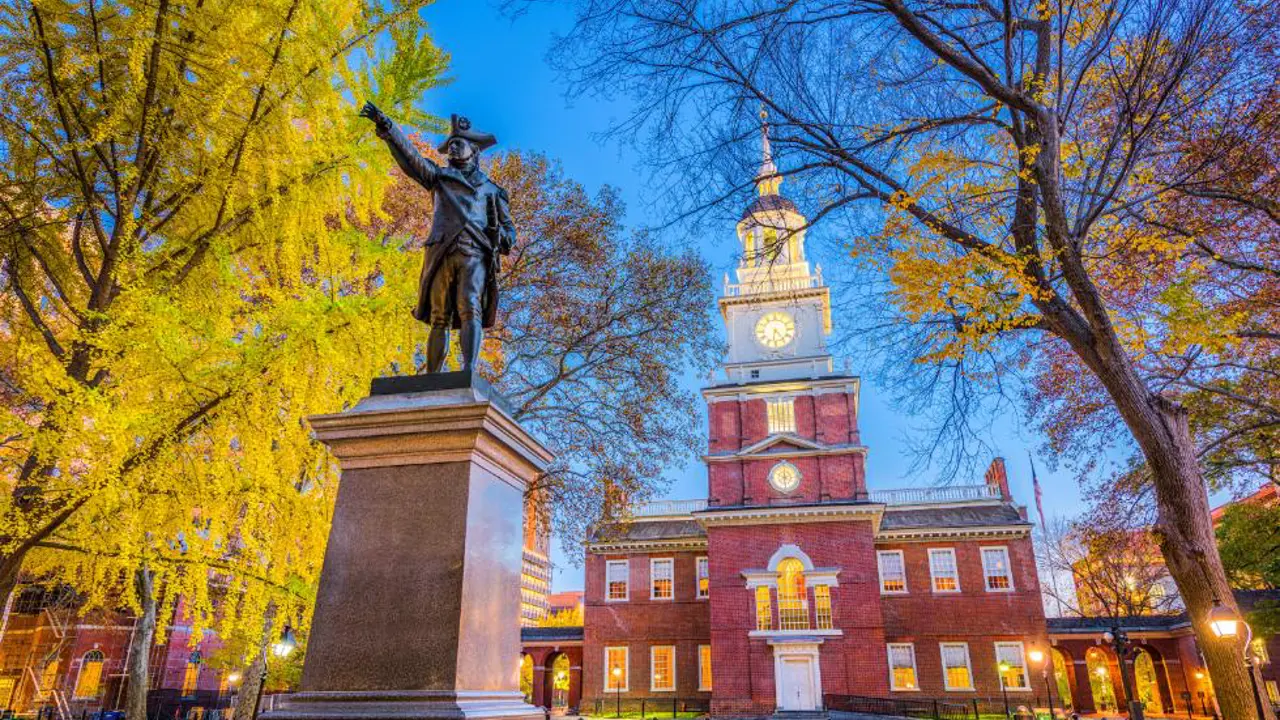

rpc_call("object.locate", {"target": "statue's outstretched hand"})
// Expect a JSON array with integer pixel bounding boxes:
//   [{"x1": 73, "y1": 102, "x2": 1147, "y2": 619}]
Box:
[{"x1": 360, "y1": 101, "x2": 389, "y2": 129}]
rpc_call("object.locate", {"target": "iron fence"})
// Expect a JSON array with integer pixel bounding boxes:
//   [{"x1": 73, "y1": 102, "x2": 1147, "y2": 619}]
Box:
[
  {"x1": 824, "y1": 694, "x2": 1052, "y2": 719},
  {"x1": 589, "y1": 696, "x2": 710, "y2": 718}
]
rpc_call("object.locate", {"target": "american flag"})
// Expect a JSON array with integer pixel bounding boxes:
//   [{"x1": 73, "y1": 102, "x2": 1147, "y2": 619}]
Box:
[{"x1": 1029, "y1": 451, "x2": 1048, "y2": 529}]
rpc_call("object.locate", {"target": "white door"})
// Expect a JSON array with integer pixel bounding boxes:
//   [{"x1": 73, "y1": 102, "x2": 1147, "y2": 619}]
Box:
[{"x1": 779, "y1": 657, "x2": 817, "y2": 711}]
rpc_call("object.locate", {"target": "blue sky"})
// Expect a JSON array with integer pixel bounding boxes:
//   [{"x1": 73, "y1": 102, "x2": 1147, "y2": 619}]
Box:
[{"x1": 414, "y1": 1, "x2": 1089, "y2": 591}]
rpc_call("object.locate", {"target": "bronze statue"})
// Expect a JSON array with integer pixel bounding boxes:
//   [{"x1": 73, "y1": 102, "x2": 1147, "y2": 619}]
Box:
[{"x1": 360, "y1": 102, "x2": 515, "y2": 374}]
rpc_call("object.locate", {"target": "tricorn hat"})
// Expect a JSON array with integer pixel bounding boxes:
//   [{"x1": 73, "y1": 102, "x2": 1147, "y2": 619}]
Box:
[{"x1": 438, "y1": 114, "x2": 496, "y2": 153}]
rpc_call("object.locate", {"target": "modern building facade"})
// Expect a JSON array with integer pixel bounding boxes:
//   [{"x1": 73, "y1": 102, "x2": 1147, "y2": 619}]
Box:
[{"x1": 579, "y1": 124, "x2": 1049, "y2": 716}]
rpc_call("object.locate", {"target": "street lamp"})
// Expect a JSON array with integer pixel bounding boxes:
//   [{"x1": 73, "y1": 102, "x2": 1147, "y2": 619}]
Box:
[
  {"x1": 1029, "y1": 648, "x2": 1055, "y2": 719},
  {"x1": 997, "y1": 661, "x2": 1011, "y2": 719},
  {"x1": 1205, "y1": 600, "x2": 1268, "y2": 720},
  {"x1": 1102, "y1": 627, "x2": 1145, "y2": 720},
  {"x1": 611, "y1": 666, "x2": 623, "y2": 718},
  {"x1": 254, "y1": 625, "x2": 298, "y2": 719}
]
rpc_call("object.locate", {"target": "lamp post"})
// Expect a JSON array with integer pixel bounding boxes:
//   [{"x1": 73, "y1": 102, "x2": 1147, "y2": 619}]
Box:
[
  {"x1": 1206, "y1": 600, "x2": 1272, "y2": 720},
  {"x1": 252, "y1": 625, "x2": 297, "y2": 719},
  {"x1": 1029, "y1": 649, "x2": 1055, "y2": 719},
  {"x1": 611, "y1": 666, "x2": 622, "y2": 719},
  {"x1": 998, "y1": 661, "x2": 1011, "y2": 719},
  {"x1": 1102, "y1": 626, "x2": 1145, "y2": 720}
]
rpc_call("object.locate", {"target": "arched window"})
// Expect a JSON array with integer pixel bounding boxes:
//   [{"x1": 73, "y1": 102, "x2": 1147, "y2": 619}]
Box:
[
  {"x1": 182, "y1": 650, "x2": 202, "y2": 697},
  {"x1": 776, "y1": 558, "x2": 809, "y2": 630},
  {"x1": 73, "y1": 650, "x2": 104, "y2": 699},
  {"x1": 1085, "y1": 647, "x2": 1117, "y2": 712},
  {"x1": 1133, "y1": 650, "x2": 1164, "y2": 713}
]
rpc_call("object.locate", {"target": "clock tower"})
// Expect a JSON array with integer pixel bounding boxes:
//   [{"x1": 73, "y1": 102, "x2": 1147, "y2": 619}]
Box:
[{"x1": 719, "y1": 115, "x2": 834, "y2": 385}]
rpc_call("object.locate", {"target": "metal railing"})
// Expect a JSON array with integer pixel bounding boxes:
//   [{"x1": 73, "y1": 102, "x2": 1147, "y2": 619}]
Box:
[
  {"x1": 824, "y1": 694, "x2": 980, "y2": 720},
  {"x1": 626, "y1": 485, "x2": 1001, "y2": 518},
  {"x1": 723, "y1": 269, "x2": 824, "y2": 297},
  {"x1": 868, "y1": 484, "x2": 1002, "y2": 505},
  {"x1": 591, "y1": 697, "x2": 710, "y2": 718}
]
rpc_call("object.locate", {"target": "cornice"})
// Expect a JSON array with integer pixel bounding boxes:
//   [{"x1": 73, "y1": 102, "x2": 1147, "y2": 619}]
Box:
[
  {"x1": 874, "y1": 524, "x2": 1032, "y2": 542},
  {"x1": 703, "y1": 375, "x2": 858, "y2": 400},
  {"x1": 695, "y1": 502, "x2": 884, "y2": 532},
  {"x1": 703, "y1": 443, "x2": 868, "y2": 463},
  {"x1": 585, "y1": 538, "x2": 708, "y2": 554}
]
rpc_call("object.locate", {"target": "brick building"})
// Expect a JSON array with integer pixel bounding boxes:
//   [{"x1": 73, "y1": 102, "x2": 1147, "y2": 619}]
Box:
[{"x1": 578, "y1": 121, "x2": 1049, "y2": 717}]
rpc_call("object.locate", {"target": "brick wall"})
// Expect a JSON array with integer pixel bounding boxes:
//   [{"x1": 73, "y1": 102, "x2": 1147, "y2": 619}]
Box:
[
  {"x1": 583, "y1": 551, "x2": 711, "y2": 703},
  {"x1": 876, "y1": 536, "x2": 1047, "y2": 700}
]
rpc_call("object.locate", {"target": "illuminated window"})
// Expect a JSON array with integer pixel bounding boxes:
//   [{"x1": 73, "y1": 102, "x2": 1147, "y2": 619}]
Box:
[
  {"x1": 755, "y1": 586, "x2": 772, "y2": 631},
  {"x1": 995, "y1": 642, "x2": 1029, "y2": 689},
  {"x1": 777, "y1": 558, "x2": 809, "y2": 630},
  {"x1": 940, "y1": 643, "x2": 973, "y2": 691},
  {"x1": 650, "y1": 646, "x2": 675, "y2": 692},
  {"x1": 650, "y1": 558, "x2": 674, "y2": 600},
  {"x1": 982, "y1": 547, "x2": 1013, "y2": 592},
  {"x1": 814, "y1": 585, "x2": 833, "y2": 629},
  {"x1": 182, "y1": 651, "x2": 202, "y2": 696},
  {"x1": 878, "y1": 551, "x2": 907, "y2": 594},
  {"x1": 604, "y1": 647, "x2": 628, "y2": 691},
  {"x1": 698, "y1": 645, "x2": 712, "y2": 691},
  {"x1": 929, "y1": 549, "x2": 960, "y2": 593},
  {"x1": 696, "y1": 557, "x2": 710, "y2": 599},
  {"x1": 40, "y1": 660, "x2": 59, "y2": 696},
  {"x1": 767, "y1": 399, "x2": 796, "y2": 434},
  {"x1": 1251, "y1": 638, "x2": 1269, "y2": 664},
  {"x1": 73, "y1": 650, "x2": 104, "y2": 699},
  {"x1": 888, "y1": 644, "x2": 918, "y2": 691},
  {"x1": 606, "y1": 560, "x2": 629, "y2": 602},
  {"x1": 1266, "y1": 680, "x2": 1279, "y2": 704}
]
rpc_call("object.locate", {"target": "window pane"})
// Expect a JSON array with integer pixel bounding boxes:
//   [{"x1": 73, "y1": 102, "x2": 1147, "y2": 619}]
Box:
[
  {"x1": 651, "y1": 647, "x2": 675, "y2": 691},
  {"x1": 755, "y1": 586, "x2": 772, "y2": 631},
  {"x1": 888, "y1": 644, "x2": 917, "y2": 690},
  {"x1": 814, "y1": 585, "x2": 833, "y2": 630},
  {"x1": 930, "y1": 550, "x2": 959, "y2": 592},
  {"x1": 767, "y1": 399, "x2": 796, "y2": 434},
  {"x1": 941, "y1": 644, "x2": 973, "y2": 690},
  {"x1": 606, "y1": 647, "x2": 627, "y2": 690},
  {"x1": 996, "y1": 643, "x2": 1028, "y2": 689},
  {"x1": 74, "y1": 653, "x2": 104, "y2": 699},
  {"x1": 607, "y1": 560, "x2": 629, "y2": 601},
  {"x1": 699, "y1": 646, "x2": 712, "y2": 690},
  {"x1": 697, "y1": 557, "x2": 710, "y2": 598},
  {"x1": 879, "y1": 551, "x2": 906, "y2": 593},
  {"x1": 777, "y1": 558, "x2": 809, "y2": 630},
  {"x1": 651, "y1": 559, "x2": 674, "y2": 599},
  {"x1": 983, "y1": 548, "x2": 1012, "y2": 590}
]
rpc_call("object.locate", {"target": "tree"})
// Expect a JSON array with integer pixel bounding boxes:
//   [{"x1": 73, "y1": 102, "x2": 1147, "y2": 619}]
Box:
[
  {"x1": 547, "y1": 0, "x2": 1276, "y2": 715},
  {"x1": 1038, "y1": 518, "x2": 1183, "y2": 620},
  {"x1": 1216, "y1": 497, "x2": 1280, "y2": 634},
  {"x1": 538, "y1": 605, "x2": 584, "y2": 627},
  {"x1": 359, "y1": 146, "x2": 720, "y2": 544},
  {"x1": 0, "y1": 0, "x2": 445, "y2": 626}
]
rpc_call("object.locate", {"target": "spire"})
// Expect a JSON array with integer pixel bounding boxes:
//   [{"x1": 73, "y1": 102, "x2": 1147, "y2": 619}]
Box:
[{"x1": 756, "y1": 107, "x2": 782, "y2": 197}]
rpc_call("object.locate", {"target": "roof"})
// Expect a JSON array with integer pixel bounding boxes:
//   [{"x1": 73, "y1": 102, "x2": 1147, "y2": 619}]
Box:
[
  {"x1": 880, "y1": 503, "x2": 1028, "y2": 530},
  {"x1": 741, "y1": 193, "x2": 799, "y2": 220},
  {"x1": 1047, "y1": 589, "x2": 1280, "y2": 636},
  {"x1": 521, "y1": 626, "x2": 584, "y2": 643},
  {"x1": 586, "y1": 518, "x2": 706, "y2": 544}
]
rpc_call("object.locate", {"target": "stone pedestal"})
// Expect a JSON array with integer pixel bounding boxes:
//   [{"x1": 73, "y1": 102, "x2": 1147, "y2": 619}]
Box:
[{"x1": 265, "y1": 374, "x2": 551, "y2": 720}]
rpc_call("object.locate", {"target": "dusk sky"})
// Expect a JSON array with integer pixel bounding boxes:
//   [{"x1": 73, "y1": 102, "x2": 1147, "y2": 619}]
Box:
[{"x1": 414, "y1": 0, "x2": 1095, "y2": 592}]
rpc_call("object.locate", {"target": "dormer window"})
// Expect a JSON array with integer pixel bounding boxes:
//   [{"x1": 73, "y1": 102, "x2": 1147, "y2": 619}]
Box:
[{"x1": 767, "y1": 398, "x2": 796, "y2": 434}]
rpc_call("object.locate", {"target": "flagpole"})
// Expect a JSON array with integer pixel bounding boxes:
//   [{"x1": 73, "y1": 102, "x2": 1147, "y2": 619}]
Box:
[{"x1": 1030, "y1": 452, "x2": 1067, "y2": 618}]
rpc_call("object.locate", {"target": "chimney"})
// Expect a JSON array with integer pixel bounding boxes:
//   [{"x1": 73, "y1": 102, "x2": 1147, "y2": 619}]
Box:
[{"x1": 985, "y1": 457, "x2": 1012, "y2": 501}]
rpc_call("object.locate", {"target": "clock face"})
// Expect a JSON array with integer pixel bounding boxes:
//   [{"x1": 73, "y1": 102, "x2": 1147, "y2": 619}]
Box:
[
  {"x1": 768, "y1": 461, "x2": 802, "y2": 493},
  {"x1": 755, "y1": 311, "x2": 796, "y2": 349}
]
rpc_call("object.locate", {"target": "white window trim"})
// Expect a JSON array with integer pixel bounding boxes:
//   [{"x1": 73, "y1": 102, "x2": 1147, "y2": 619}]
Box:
[
  {"x1": 650, "y1": 558, "x2": 675, "y2": 600},
  {"x1": 887, "y1": 643, "x2": 920, "y2": 692},
  {"x1": 981, "y1": 546, "x2": 1015, "y2": 593},
  {"x1": 603, "y1": 646, "x2": 629, "y2": 692},
  {"x1": 877, "y1": 550, "x2": 908, "y2": 595},
  {"x1": 994, "y1": 641, "x2": 1032, "y2": 691},
  {"x1": 698, "y1": 645, "x2": 712, "y2": 691},
  {"x1": 940, "y1": 642, "x2": 975, "y2": 691},
  {"x1": 605, "y1": 560, "x2": 629, "y2": 603},
  {"x1": 650, "y1": 645, "x2": 676, "y2": 692},
  {"x1": 928, "y1": 548, "x2": 961, "y2": 593},
  {"x1": 696, "y1": 556, "x2": 710, "y2": 599}
]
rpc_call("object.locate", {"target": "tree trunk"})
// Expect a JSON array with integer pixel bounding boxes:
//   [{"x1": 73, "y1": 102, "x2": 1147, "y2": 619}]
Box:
[
  {"x1": 1081, "y1": 349, "x2": 1267, "y2": 720},
  {"x1": 126, "y1": 566, "x2": 157, "y2": 720},
  {"x1": 233, "y1": 607, "x2": 276, "y2": 720}
]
